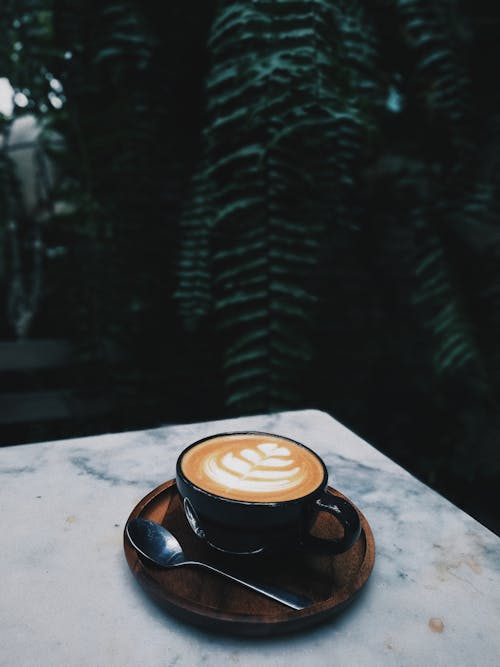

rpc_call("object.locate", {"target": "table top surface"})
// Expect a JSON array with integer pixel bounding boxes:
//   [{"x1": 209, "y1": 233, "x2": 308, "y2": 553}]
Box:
[{"x1": 1, "y1": 409, "x2": 499, "y2": 667}]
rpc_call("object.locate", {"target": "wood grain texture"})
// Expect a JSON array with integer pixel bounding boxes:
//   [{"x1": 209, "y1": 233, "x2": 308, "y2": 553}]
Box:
[{"x1": 123, "y1": 480, "x2": 375, "y2": 636}]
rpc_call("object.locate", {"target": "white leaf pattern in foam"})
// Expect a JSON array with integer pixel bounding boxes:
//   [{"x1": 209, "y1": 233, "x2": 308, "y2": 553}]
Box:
[
  {"x1": 222, "y1": 452, "x2": 251, "y2": 474},
  {"x1": 246, "y1": 467, "x2": 300, "y2": 479},
  {"x1": 259, "y1": 457, "x2": 291, "y2": 467},
  {"x1": 240, "y1": 448, "x2": 262, "y2": 464},
  {"x1": 204, "y1": 459, "x2": 294, "y2": 492},
  {"x1": 257, "y1": 442, "x2": 291, "y2": 457},
  {"x1": 203, "y1": 440, "x2": 303, "y2": 494}
]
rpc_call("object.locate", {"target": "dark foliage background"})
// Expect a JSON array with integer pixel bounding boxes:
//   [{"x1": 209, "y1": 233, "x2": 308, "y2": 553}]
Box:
[{"x1": 0, "y1": 1, "x2": 499, "y2": 531}]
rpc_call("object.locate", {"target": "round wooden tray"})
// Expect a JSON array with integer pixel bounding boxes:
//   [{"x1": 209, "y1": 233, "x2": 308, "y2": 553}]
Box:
[{"x1": 123, "y1": 480, "x2": 375, "y2": 636}]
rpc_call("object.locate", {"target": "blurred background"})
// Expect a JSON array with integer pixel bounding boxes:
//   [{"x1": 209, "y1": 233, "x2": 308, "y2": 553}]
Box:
[{"x1": 0, "y1": 1, "x2": 498, "y2": 533}]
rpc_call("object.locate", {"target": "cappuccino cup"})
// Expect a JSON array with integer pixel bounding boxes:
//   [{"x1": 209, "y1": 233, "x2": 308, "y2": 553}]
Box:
[{"x1": 176, "y1": 432, "x2": 361, "y2": 555}]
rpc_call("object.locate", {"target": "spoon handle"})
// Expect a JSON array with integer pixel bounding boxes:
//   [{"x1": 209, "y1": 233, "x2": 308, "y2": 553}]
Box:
[{"x1": 182, "y1": 560, "x2": 313, "y2": 610}]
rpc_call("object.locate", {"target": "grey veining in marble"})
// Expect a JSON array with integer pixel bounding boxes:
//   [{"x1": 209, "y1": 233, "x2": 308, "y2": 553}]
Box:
[{"x1": 1, "y1": 409, "x2": 499, "y2": 667}]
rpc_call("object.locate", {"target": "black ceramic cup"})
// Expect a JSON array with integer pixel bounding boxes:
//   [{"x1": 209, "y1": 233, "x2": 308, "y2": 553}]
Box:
[{"x1": 175, "y1": 431, "x2": 361, "y2": 556}]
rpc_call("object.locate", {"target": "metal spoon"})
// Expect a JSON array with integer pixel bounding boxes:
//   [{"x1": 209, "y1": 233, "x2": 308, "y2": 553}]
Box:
[{"x1": 126, "y1": 518, "x2": 313, "y2": 610}]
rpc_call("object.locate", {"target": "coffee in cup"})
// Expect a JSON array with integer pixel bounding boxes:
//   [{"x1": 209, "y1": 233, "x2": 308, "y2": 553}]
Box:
[
  {"x1": 176, "y1": 432, "x2": 361, "y2": 555},
  {"x1": 180, "y1": 433, "x2": 325, "y2": 503}
]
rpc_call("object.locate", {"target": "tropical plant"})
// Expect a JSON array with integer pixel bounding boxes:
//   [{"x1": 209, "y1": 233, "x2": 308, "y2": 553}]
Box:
[{"x1": 175, "y1": 0, "x2": 500, "y2": 484}]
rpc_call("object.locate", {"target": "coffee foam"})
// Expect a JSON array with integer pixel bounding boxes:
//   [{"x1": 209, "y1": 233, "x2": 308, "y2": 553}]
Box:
[{"x1": 181, "y1": 434, "x2": 324, "y2": 502}]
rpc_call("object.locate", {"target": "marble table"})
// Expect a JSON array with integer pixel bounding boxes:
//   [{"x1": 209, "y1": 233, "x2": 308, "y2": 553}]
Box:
[{"x1": 1, "y1": 409, "x2": 499, "y2": 666}]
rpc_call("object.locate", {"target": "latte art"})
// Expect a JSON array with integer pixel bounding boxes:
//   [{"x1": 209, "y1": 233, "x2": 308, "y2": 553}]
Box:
[
  {"x1": 181, "y1": 434, "x2": 325, "y2": 502},
  {"x1": 205, "y1": 441, "x2": 301, "y2": 494}
]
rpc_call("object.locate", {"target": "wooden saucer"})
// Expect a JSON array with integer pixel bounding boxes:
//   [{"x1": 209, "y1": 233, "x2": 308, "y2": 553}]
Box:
[{"x1": 123, "y1": 480, "x2": 375, "y2": 636}]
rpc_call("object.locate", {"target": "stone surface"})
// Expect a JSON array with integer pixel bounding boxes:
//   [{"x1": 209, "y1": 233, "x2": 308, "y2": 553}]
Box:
[{"x1": 1, "y1": 409, "x2": 499, "y2": 666}]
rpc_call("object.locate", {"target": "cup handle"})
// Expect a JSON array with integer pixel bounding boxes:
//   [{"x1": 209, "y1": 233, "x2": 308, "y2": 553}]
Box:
[{"x1": 302, "y1": 492, "x2": 362, "y2": 554}]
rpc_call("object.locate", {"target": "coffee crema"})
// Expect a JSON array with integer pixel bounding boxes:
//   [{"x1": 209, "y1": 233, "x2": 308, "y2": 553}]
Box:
[{"x1": 180, "y1": 433, "x2": 325, "y2": 502}]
